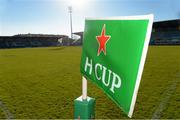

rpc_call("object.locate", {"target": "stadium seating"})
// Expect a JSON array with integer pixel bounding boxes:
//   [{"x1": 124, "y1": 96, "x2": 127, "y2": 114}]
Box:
[
  {"x1": 150, "y1": 19, "x2": 180, "y2": 45},
  {"x1": 0, "y1": 34, "x2": 69, "y2": 48}
]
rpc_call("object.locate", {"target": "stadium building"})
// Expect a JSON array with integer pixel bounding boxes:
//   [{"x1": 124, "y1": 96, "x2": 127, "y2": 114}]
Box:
[
  {"x1": 151, "y1": 19, "x2": 180, "y2": 45},
  {"x1": 0, "y1": 34, "x2": 69, "y2": 48}
]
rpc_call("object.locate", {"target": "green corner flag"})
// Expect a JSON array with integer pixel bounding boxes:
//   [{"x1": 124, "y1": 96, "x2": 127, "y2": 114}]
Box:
[{"x1": 80, "y1": 14, "x2": 153, "y2": 118}]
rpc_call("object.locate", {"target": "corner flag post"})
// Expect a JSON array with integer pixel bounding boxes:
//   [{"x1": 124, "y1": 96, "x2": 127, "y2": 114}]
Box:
[
  {"x1": 74, "y1": 76, "x2": 96, "y2": 119},
  {"x1": 82, "y1": 76, "x2": 87, "y2": 100}
]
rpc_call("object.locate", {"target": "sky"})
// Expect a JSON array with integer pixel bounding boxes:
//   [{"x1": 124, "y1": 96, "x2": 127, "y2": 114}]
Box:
[{"x1": 0, "y1": 0, "x2": 180, "y2": 36}]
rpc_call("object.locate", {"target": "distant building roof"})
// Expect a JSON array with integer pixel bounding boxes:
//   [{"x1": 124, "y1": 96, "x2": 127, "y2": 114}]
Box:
[
  {"x1": 13, "y1": 34, "x2": 68, "y2": 38},
  {"x1": 153, "y1": 19, "x2": 180, "y2": 31},
  {"x1": 0, "y1": 34, "x2": 68, "y2": 39},
  {"x1": 73, "y1": 32, "x2": 83, "y2": 36}
]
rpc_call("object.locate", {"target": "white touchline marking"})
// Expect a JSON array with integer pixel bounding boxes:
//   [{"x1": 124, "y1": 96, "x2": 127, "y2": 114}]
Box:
[
  {"x1": 0, "y1": 100, "x2": 14, "y2": 119},
  {"x1": 151, "y1": 73, "x2": 180, "y2": 119}
]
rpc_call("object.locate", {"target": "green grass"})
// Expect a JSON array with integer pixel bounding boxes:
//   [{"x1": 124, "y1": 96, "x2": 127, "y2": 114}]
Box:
[
  {"x1": 0, "y1": 109, "x2": 6, "y2": 119},
  {"x1": 0, "y1": 46, "x2": 179, "y2": 119}
]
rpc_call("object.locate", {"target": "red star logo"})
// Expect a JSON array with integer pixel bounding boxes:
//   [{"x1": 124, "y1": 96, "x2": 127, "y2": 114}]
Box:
[{"x1": 96, "y1": 24, "x2": 111, "y2": 56}]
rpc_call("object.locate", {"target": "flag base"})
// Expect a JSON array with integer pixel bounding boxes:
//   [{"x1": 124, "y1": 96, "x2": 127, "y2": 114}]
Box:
[{"x1": 74, "y1": 96, "x2": 95, "y2": 119}]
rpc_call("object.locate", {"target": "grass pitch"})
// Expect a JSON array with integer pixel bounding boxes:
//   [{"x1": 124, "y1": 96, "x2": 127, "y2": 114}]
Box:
[{"x1": 0, "y1": 46, "x2": 179, "y2": 119}]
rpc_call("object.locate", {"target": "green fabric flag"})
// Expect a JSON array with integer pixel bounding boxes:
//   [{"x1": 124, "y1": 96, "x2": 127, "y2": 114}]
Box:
[{"x1": 80, "y1": 15, "x2": 153, "y2": 118}]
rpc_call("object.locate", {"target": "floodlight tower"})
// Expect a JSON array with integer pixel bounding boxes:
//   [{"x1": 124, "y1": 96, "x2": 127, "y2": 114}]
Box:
[{"x1": 68, "y1": 6, "x2": 73, "y2": 39}]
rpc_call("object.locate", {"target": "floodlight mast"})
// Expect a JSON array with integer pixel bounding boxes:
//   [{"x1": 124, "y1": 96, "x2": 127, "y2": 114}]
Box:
[{"x1": 68, "y1": 6, "x2": 73, "y2": 40}]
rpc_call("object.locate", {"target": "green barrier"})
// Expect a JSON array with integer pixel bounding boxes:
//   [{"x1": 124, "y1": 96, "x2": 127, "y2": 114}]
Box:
[{"x1": 74, "y1": 96, "x2": 95, "y2": 119}]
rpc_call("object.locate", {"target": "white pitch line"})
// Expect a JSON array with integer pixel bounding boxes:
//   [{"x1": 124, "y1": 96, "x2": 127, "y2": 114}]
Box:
[
  {"x1": 0, "y1": 100, "x2": 14, "y2": 119},
  {"x1": 151, "y1": 73, "x2": 180, "y2": 119}
]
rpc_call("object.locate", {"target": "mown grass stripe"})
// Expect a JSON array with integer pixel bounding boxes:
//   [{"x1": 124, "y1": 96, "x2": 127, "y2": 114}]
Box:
[
  {"x1": 151, "y1": 73, "x2": 180, "y2": 119},
  {"x1": 0, "y1": 100, "x2": 14, "y2": 119}
]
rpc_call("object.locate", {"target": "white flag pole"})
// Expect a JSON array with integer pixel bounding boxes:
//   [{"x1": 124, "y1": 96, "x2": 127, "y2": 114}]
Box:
[
  {"x1": 74, "y1": 76, "x2": 95, "y2": 119},
  {"x1": 82, "y1": 76, "x2": 87, "y2": 100}
]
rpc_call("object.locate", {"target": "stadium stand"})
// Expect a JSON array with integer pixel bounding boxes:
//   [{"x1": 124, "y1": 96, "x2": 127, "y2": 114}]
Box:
[
  {"x1": 0, "y1": 34, "x2": 69, "y2": 48},
  {"x1": 150, "y1": 19, "x2": 180, "y2": 45}
]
